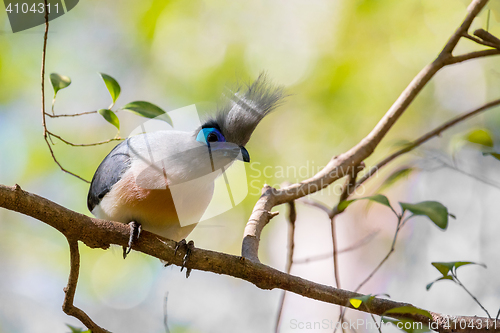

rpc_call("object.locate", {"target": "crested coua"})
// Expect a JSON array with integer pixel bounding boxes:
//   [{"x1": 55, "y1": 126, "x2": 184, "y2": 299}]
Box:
[{"x1": 87, "y1": 74, "x2": 285, "y2": 258}]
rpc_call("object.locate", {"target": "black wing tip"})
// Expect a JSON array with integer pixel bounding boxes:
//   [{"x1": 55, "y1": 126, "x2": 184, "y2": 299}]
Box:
[
  {"x1": 87, "y1": 194, "x2": 98, "y2": 213},
  {"x1": 86, "y1": 140, "x2": 131, "y2": 213}
]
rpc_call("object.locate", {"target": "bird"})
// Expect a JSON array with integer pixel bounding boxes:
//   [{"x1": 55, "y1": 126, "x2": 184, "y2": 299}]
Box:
[{"x1": 87, "y1": 74, "x2": 285, "y2": 260}]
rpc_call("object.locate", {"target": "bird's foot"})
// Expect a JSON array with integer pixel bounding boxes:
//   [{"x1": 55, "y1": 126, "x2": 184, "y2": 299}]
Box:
[
  {"x1": 174, "y1": 239, "x2": 195, "y2": 278},
  {"x1": 123, "y1": 221, "x2": 141, "y2": 259}
]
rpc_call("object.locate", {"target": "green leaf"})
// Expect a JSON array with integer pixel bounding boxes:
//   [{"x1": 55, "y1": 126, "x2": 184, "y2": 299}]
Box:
[
  {"x1": 382, "y1": 318, "x2": 431, "y2": 333},
  {"x1": 99, "y1": 73, "x2": 121, "y2": 104},
  {"x1": 350, "y1": 298, "x2": 362, "y2": 308},
  {"x1": 454, "y1": 261, "x2": 487, "y2": 270},
  {"x1": 338, "y1": 194, "x2": 392, "y2": 212},
  {"x1": 384, "y1": 305, "x2": 433, "y2": 320},
  {"x1": 399, "y1": 201, "x2": 450, "y2": 230},
  {"x1": 432, "y1": 261, "x2": 486, "y2": 277},
  {"x1": 426, "y1": 275, "x2": 453, "y2": 291},
  {"x1": 50, "y1": 73, "x2": 71, "y2": 96},
  {"x1": 465, "y1": 128, "x2": 494, "y2": 148},
  {"x1": 431, "y1": 262, "x2": 455, "y2": 276},
  {"x1": 483, "y1": 151, "x2": 500, "y2": 161},
  {"x1": 98, "y1": 109, "x2": 120, "y2": 130},
  {"x1": 367, "y1": 194, "x2": 393, "y2": 208},
  {"x1": 427, "y1": 261, "x2": 486, "y2": 290},
  {"x1": 378, "y1": 167, "x2": 415, "y2": 193},
  {"x1": 120, "y1": 101, "x2": 172, "y2": 125},
  {"x1": 349, "y1": 294, "x2": 376, "y2": 308},
  {"x1": 66, "y1": 324, "x2": 86, "y2": 333}
]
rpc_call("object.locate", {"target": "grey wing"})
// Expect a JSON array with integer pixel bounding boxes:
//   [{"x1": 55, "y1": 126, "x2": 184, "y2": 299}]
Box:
[{"x1": 87, "y1": 139, "x2": 131, "y2": 212}]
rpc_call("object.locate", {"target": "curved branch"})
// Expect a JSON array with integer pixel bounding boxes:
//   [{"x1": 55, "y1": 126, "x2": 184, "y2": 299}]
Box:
[
  {"x1": 0, "y1": 184, "x2": 498, "y2": 333},
  {"x1": 40, "y1": 0, "x2": 90, "y2": 183},
  {"x1": 62, "y1": 238, "x2": 109, "y2": 333},
  {"x1": 241, "y1": 0, "x2": 493, "y2": 262},
  {"x1": 356, "y1": 98, "x2": 500, "y2": 188},
  {"x1": 463, "y1": 33, "x2": 499, "y2": 49},
  {"x1": 293, "y1": 231, "x2": 380, "y2": 265},
  {"x1": 44, "y1": 135, "x2": 91, "y2": 183},
  {"x1": 446, "y1": 49, "x2": 500, "y2": 65},
  {"x1": 48, "y1": 131, "x2": 123, "y2": 147}
]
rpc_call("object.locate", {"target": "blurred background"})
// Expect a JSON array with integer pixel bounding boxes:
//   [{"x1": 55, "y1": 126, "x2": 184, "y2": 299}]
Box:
[{"x1": 1, "y1": 0, "x2": 500, "y2": 332}]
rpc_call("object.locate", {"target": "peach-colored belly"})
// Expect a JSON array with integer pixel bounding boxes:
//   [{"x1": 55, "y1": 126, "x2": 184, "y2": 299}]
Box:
[{"x1": 94, "y1": 171, "x2": 200, "y2": 241}]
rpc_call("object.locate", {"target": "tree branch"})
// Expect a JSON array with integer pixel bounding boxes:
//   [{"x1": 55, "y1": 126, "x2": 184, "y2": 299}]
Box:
[
  {"x1": 474, "y1": 29, "x2": 500, "y2": 47},
  {"x1": 40, "y1": 0, "x2": 91, "y2": 183},
  {"x1": 330, "y1": 166, "x2": 362, "y2": 289},
  {"x1": 241, "y1": 0, "x2": 495, "y2": 263},
  {"x1": 293, "y1": 231, "x2": 380, "y2": 265},
  {"x1": 48, "y1": 131, "x2": 123, "y2": 147},
  {"x1": 463, "y1": 33, "x2": 499, "y2": 49},
  {"x1": 62, "y1": 238, "x2": 109, "y2": 333},
  {"x1": 275, "y1": 201, "x2": 296, "y2": 333},
  {"x1": 0, "y1": 184, "x2": 498, "y2": 333},
  {"x1": 45, "y1": 110, "x2": 98, "y2": 118},
  {"x1": 445, "y1": 49, "x2": 500, "y2": 65},
  {"x1": 356, "y1": 98, "x2": 500, "y2": 188}
]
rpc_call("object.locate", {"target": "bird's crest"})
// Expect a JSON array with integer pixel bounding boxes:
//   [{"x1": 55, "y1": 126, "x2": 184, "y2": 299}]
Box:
[{"x1": 202, "y1": 73, "x2": 286, "y2": 146}]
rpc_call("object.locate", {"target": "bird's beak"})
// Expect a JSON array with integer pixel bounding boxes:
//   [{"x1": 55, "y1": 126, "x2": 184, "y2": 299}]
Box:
[{"x1": 240, "y1": 146, "x2": 250, "y2": 163}]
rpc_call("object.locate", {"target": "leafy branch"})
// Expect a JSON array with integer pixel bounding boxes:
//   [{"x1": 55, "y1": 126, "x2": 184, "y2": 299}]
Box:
[
  {"x1": 1, "y1": 183, "x2": 498, "y2": 333},
  {"x1": 427, "y1": 261, "x2": 491, "y2": 318},
  {"x1": 42, "y1": 63, "x2": 172, "y2": 181}
]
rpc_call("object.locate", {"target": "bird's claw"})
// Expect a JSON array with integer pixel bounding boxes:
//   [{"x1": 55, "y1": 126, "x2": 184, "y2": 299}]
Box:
[
  {"x1": 175, "y1": 239, "x2": 195, "y2": 278},
  {"x1": 123, "y1": 221, "x2": 141, "y2": 259},
  {"x1": 174, "y1": 239, "x2": 186, "y2": 257},
  {"x1": 182, "y1": 240, "x2": 194, "y2": 268}
]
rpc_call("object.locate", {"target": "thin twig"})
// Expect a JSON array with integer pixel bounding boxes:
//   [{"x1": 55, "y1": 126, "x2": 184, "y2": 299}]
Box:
[
  {"x1": 40, "y1": 0, "x2": 48, "y2": 140},
  {"x1": 40, "y1": 1, "x2": 90, "y2": 183},
  {"x1": 336, "y1": 213, "x2": 405, "y2": 332},
  {"x1": 330, "y1": 168, "x2": 361, "y2": 333},
  {"x1": 164, "y1": 292, "x2": 171, "y2": 333},
  {"x1": 48, "y1": 131, "x2": 123, "y2": 147},
  {"x1": 474, "y1": 29, "x2": 500, "y2": 47},
  {"x1": 44, "y1": 136, "x2": 91, "y2": 182},
  {"x1": 354, "y1": 213, "x2": 404, "y2": 293},
  {"x1": 446, "y1": 48, "x2": 500, "y2": 65},
  {"x1": 452, "y1": 272, "x2": 491, "y2": 319},
  {"x1": 462, "y1": 33, "x2": 499, "y2": 49},
  {"x1": 330, "y1": 177, "x2": 352, "y2": 288},
  {"x1": 293, "y1": 231, "x2": 380, "y2": 264},
  {"x1": 62, "y1": 238, "x2": 109, "y2": 333},
  {"x1": 298, "y1": 198, "x2": 332, "y2": 217},
  {"x1": 487, "y1": 9, "x2": 491, "y2": 32},
  {"x1": 275, "y1": 201, "x2": 297, "y2": 333},
  {"x1": 423, "y1": 152, "x2": 500, "y2": 190},
  {"x1": 370, "y1": 313, "x2": 383, "y2": 333},
  {"x1": 356, "y1": 98, "x2": 500, "y2": 188},
  {"x1": 45, "y1": 110, "x2": 98, "y2": 117},
  {"x1": 330, "y1": 164, "x2": 362, "y2": 289}
]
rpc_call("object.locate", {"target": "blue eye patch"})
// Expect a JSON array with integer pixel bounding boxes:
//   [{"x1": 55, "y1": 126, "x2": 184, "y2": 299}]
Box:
[{"x1": 196, "y1": 128, "x2": 226, "y2": 144}]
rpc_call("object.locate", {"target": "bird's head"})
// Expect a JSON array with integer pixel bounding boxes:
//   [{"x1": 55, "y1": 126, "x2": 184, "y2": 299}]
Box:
[
  {"x1": 194, "y1": 73, "x2": 285, "y2": 168},
  {"x1": 132, "y1": 74, "x2": 285, "y2": 187}
]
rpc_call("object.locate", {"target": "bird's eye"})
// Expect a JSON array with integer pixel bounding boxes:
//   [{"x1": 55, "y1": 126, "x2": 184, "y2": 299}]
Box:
[
  {"x1": 207, "y1": 132, "x2": 218, "y2": 143},
  {"x1": 196, "y1": 127, "x2": 226, "y2": 144}
]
